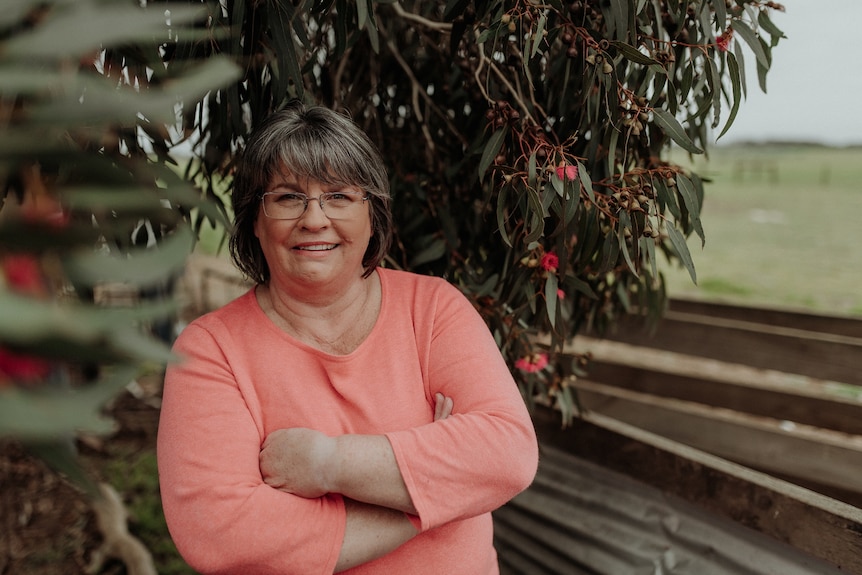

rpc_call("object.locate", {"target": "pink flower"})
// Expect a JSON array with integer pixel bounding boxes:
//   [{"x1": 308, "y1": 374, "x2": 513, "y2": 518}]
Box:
[
  {"x1": 557, "y1": 288, "x2": 566, "y2": 300},
  {"x1": 555, "y1": 164, "x2": 578, "y2": 181},
  {"x1": 0, "y1": 347, "x2": 51, "y2": 384},
  {"x1": 716, "y1": 28, "x2": 733, "y2": 52},
  {"x1": 1, "y1": 254, "x2": 44, "y2": 294},
  {"x1": 540, "y1": 251, "x2": 559, "y2": 272},
  {"x1": 515, "y1": 353, "x2": 549, "y2": 374}
]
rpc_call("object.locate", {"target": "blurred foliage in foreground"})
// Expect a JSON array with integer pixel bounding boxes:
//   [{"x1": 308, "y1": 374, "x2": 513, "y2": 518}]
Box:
[{"x1": 0, "y1": 0, "x2": 240, "y2": 486}]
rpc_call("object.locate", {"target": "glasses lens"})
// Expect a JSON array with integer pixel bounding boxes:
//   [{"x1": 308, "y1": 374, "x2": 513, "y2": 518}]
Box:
[
  {"x1": 263, "y1": 193, "x2": 306, "y2": 219},
  {"x1": 263, "y1": 191, "x2": 366, "y2": 219},
  {"x1": 321, "y1": 192, "x2": 363, "y2": 217}
]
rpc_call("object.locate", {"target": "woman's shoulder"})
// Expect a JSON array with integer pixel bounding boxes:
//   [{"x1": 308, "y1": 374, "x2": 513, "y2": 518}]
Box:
[
  {"x1": 377, "y1": 267, "x2": 469, "y2": 311},
  {"x1": 378, "y1": 266, "x2": 456, "y2": 295},
  {"x1": 181, "y1": 288, "x2": 259, "y2": 335}
]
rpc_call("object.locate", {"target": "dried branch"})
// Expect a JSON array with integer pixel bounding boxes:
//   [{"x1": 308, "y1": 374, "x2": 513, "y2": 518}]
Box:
[{"x1": 87, "y1": 483, "x2": 157, "y2": 575}]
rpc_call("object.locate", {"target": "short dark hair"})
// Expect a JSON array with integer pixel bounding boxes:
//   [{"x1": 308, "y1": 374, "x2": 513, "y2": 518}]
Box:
[{"x1": 229, "y1": 101, "x2": 393, "y2": 283}]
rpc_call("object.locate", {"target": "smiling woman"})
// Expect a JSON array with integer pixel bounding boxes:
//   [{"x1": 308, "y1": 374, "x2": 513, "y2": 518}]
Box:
[{"x1": 156, "y1": 100, "x2": 539, "y2": 575}]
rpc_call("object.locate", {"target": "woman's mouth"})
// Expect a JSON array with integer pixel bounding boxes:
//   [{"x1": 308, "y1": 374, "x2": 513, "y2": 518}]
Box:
[{"x1": 295, "y1": 244, "x2": 337, "y2": 251}]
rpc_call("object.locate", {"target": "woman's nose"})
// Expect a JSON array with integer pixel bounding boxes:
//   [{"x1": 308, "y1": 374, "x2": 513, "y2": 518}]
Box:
[{"x1": 298, "y1": 195, "x2": 330, "y2": 227}]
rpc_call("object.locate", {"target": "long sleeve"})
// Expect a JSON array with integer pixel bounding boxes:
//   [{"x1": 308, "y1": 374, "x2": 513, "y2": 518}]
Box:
[
  {"x1": 384, "y1": 276, "x2": 539, "y2": 532},
  {"x1": 157, "y1": 321, "x2": 345, "y2": 575}
]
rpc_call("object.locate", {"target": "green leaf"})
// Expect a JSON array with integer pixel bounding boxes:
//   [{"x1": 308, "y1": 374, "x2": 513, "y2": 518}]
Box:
[
  {"x1": 410, "y1": 237, "x2": 447, "y2": 267},
  {"x1": 356, "y1": 0, "x2": 369, "y2": 29},
  {"x1": 676, "y1": 174, "x2": 705, "y2": 246},
  {"x1": 617, "y1": 211, "x2": 638, "y2": 276},
  {"x1": 478, "y1": 128, "x2": 506, "y2": 182},
  {"x1": 608, "y1": 0, "x2": 629, "y2": 42},
  {"x1": 714, "y1": 0, "x2": 727, "y2": 32},
  {"x1": 496, "y1": 184, "x2": 513, "y2": 248},
  {"x1": 732, "y1": 21, "x2": 770, "y2": 71},
  {"x1": 666, "y1": 225, "x2": 697, "y2": 284},
  {"x1": 716, "y1": 51, "x2": 742, "y2": 140},
  {"x1": 531, "y1": 11, "x2": 548, "y2": 60},
  {"x1": 733, "y1": 38, "x2": 749, "y2": 98},
  {"x1": 544, "y1": 273, "x2": 558, "y2": 329},
  {"x1": 641, "y1": 235, "x2": 657, "y2": 279},
  {"x1": 651, "y1": 108, "x2": 703, "y2": 154},
  {"x1": 523, "y1": 187, "x2": 545, "y2": 244},
  {"x1": 63, "y1": 226, "x2": 194, "y2": 288},
  {"x1": 0, "y1": 366, "x2": 137, "y2": 440},
  {"x1": 567, "y1": 274, "x2": 597, "y2": 299},
  {"x1": 576, "y1": 160, "x2": 595, "y2": 203},
  {"x1": 6, "y1": 4, "x2": 208, "y2": 60},
  {"x1": 609, "y1": 41, "x2": 663, "y2": 67},
  {"x1": 758, "y1": 10, "x2": 786, "y2": 41}
]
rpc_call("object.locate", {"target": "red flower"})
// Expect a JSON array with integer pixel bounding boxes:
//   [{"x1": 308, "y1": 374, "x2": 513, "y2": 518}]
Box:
[
  {"x1": 556, "y1": 288, "x2": 566, "y2": 300},
  {"x1": 555, "y1": 164, "x2": 578, "y2": 181},
  {"x1": 515, "y1": 353, "x2": 549, "y2": 374},
  {"x1": 540, "y1": 251, "x2": 559, "y2": 272},
  {"x1": 1, "y1": 254, "x2": 45, "y2": 294},
  {"x1": 716, "y1": 28, "x2": 733, "y2": 52},
  {"x1": 0, "y1": 347, "x2": 51, "y2": 384}
]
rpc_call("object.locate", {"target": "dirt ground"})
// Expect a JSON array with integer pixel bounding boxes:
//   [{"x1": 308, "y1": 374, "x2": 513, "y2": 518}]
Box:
[{"x1": 0, "y1": 377, "x2": 169, "y2": 575}]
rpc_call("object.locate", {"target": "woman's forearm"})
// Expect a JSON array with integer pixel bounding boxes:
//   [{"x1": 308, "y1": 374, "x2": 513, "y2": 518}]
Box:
[
  {"x1": 330, "y1": 434, "x2": 417, "y2": 513},
  {"x1": 334, "y1": 499, "x2": 418, "y2": 573}
]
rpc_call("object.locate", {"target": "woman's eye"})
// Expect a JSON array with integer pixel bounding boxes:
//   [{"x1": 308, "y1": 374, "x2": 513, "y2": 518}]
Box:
[{"x1": 274, "y1": 193, "x2": 305, "y2": 203}]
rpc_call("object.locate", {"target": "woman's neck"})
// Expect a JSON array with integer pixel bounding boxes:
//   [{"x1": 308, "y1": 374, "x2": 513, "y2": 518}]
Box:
[{"x1": 257, "y1": 271, "x2": 380, "y2": 354}]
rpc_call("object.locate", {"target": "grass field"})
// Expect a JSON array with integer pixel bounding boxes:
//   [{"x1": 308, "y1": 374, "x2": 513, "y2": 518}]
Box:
[{"x1": 662, "y1": 144, "x2": 862, "y2": 317}]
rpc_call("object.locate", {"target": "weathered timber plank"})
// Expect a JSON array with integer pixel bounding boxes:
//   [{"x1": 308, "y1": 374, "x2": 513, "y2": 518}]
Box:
[
  {"x1": 668, "y1": 298, "x2": 862, "y2": 339},
  {"x1": 495, "y1": 443, "x2": 847, "y2": 575},
  {"x1": 595, "y1": 310, "x2": 862, "y2": 386},
  {"x1": 572, "y1": 379, "x2": 862, "y2": 499},
  {"x1": 533, "y1": 407, "x2": 862, "y2": 574},
  {"x1": 572, "y1": 336, "x2": 862, "y2": 434}
]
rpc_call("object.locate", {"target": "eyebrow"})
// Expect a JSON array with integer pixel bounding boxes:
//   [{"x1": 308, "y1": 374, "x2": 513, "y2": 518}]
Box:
[{"x1": 267, "y1": 181, "x2": 304, "y2": 194}]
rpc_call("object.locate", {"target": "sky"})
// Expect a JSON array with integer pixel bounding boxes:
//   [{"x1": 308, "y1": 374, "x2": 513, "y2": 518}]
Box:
[{"x1": 718, "y1": 1, "x2": 862, "y2": 146}]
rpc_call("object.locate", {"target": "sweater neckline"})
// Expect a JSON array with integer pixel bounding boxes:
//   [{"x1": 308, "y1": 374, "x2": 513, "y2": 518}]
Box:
[{"x1": 248, "y1": 267, "x2": 391, "y2": 360}]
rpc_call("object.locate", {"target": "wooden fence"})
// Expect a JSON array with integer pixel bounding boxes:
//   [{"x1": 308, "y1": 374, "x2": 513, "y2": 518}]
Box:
[{"x1": 495, "y1": 299, "x2": 862, "y2": 573}]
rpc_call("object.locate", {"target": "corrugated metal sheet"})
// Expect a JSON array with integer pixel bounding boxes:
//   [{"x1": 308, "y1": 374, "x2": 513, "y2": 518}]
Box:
[{"x1": 493, "y1": 445, "x2": 845, "y2": 575}]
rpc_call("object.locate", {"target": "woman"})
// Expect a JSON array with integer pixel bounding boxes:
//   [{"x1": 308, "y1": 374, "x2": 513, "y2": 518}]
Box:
[{"x1": 157, "y1": 101, "x2": 539, "y2": 574}]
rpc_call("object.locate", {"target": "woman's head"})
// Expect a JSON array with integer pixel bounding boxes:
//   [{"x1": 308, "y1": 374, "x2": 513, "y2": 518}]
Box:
[{"x1": 230, "y1": 101, "x2": 393, "y2": 283}]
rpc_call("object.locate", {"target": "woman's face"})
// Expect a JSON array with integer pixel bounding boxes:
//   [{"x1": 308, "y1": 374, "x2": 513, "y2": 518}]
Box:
[{"x1": 254, "y1": 166, "x2": 372, "y2": 293}]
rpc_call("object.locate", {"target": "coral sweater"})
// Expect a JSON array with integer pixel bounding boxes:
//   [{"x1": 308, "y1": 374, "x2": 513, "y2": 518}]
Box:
[{"x1": 157, "y1": 267, "x2": 538, "y2": 575}]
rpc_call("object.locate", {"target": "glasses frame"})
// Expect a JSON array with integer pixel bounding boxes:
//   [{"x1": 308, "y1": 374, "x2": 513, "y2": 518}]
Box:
[{"x1": 260, "y1": 190, "x2": 370, "y2": 220}]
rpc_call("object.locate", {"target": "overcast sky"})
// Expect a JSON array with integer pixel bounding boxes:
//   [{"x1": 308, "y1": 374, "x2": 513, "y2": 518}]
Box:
[{"x1": 717, "y1": 0, "x2": 862, "y2": 146}]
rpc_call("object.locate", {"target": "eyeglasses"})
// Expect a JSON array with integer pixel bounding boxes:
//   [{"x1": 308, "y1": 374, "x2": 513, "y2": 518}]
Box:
[{"x1": 261, "y1": 190, "x2": 369, "y2": 220}]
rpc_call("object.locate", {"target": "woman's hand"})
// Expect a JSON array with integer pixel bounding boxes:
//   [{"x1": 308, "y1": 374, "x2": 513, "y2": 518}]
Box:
[
  {"x1": 260, "y1": 428, "x2": 337, "y2": 498},
  {"x1": 433, "y1": 393, "x2": 453, "y2": 421}
]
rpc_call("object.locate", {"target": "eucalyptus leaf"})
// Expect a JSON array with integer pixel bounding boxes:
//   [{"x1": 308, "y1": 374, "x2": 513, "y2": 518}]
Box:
[
  {"x1": 410, "y1": 237, "x2": 447, "y2": 267},
  {"x1": 0, "y1": 366, "x2": 138, "y2": 440},
  {"x1": 478, "y1": 129, "x2": 506, "y2": 183},
  {"x1": 63, "y1": 226, "x2": 194, "y2": 288},
  {"x1": 609, "y1": 41, "x2": 662, "y2": 66},
  {"x1": 716, "y1": 51, "x2": 742, "y2": 140},
  {"x1": 6, "y1": 4, "x2": 208, "y2": 60},
  {"x1": 732, "y1": 21, "x2": 770, "y2": 70},
  {"x1": 666, "y1": 225, "x2": 697, "y2": 284},
  {"x1": 544, "y1": 273, "x2": 558, "y2": 329},
  {"x1": 576, "y1": 160, "x2": 595, "y2": 203},
  {"x1": 651, "y1": 109, "x2": 704, "y2": 154}
]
